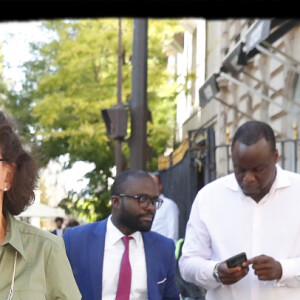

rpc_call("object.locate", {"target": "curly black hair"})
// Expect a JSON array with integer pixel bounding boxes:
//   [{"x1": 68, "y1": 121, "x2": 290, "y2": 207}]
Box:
[{"x1": 0, "y1": 111, "x2": 38, "y2": 215}]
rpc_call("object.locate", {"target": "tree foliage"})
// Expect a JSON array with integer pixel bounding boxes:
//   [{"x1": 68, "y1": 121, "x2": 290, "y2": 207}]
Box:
[
  {"x1": 0, "y1": 44, "x2": 9, "y2": 104},
  {"x1": 2, "y1": 19, "x2": 183, "y2": 221}
]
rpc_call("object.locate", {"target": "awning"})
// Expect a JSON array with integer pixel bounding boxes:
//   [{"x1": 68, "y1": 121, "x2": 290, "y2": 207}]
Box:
[{"x1": 19, "y1": 202, "x2": 65, "y2": 218}]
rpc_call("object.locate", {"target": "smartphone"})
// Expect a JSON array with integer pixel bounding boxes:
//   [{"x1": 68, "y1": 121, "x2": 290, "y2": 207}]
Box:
[{"x1": 226, "y1": 252, "x2": 249, "y2": 270}]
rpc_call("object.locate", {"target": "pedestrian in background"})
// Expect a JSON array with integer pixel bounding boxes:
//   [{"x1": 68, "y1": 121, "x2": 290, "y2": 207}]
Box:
[
  {"x1": 51, "y1": 216, "x2": 64, "y2": 236},
  {"x1": 64, "y1": 169, "x2": 180, "y2": 300},
  {"x1": 150, "y1": 171, "x2": 179, "y2": 243},
  {"x1": 180, "y1": 120, "x2": 300, "y2": 300},
  {"x1": 0, "y1": 111, "x2": 81, "y2": 300},
  {"x1": 66, "y1": 218, "x2": 80, "y2": 228}
]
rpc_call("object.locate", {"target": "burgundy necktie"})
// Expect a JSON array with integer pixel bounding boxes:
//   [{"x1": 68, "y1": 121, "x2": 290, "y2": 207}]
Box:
[{"x1": 115, "y1": 236, "x2": 133, "y2": 300}]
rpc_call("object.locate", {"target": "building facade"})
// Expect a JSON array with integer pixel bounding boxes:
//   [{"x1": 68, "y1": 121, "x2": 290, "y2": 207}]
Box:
[{"x1": 168, "y1": 18, "x2": 300, "y2": 178}]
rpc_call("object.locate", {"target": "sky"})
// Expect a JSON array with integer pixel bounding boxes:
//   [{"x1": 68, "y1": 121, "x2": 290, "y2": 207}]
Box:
[
  {"x1": 0, "y1": 21, "x2": 49, "y2": 90},
  {"x1": 0, "y1": 20, "x2": 95, "y2": 199}
]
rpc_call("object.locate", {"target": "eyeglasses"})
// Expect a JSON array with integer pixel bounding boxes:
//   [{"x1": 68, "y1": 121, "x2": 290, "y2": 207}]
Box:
[
  {"x1": 117, "y1": 194, "x2": 164, "y2": 209},
  {"x1": 0, "y1": 158, "x2": 8, "y2": 161}
]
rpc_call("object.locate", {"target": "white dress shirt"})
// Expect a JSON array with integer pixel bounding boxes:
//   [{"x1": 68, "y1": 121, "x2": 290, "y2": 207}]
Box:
[
  {"x1": 102, "y1": 216, "x2": 148, "y2": 300},
  {"x1": 179, "y1": 165, "x2": 300, "y2": 300},
  {"x1": 151, "y1": 194, "x2": 179, "y2": 243},
  {"x1": 56, "y1": 228, "x2": 64, "y2": 237}
]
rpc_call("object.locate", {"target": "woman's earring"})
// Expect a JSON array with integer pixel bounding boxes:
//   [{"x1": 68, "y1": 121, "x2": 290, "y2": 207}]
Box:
[{"x1": 4, "y1": 187, "x2": 7, "y2": 192}]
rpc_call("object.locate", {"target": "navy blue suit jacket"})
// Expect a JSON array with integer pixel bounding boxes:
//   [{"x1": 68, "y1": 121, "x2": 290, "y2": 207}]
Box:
[{"x1": 63, "y1": 218, "x2": 180, "y2": 300}]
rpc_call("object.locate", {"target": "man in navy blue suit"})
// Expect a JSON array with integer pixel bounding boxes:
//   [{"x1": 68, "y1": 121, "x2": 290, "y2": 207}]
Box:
[{"x1": 63, "y1": 169, "x2": 180, "y2": 300}]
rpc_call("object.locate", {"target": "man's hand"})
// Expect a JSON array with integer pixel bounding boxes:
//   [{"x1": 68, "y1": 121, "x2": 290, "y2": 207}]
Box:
[
  {"x1": 245, "y1": 255, "x2": 282, "y2": 281},
  {"x1": 218, "y1": 261, "x2": 249, "y2": 285}
]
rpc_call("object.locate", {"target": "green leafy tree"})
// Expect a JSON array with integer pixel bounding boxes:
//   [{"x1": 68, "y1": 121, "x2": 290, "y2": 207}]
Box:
[
  {"x1": 0, "y1": 44, "x2": 9, "y2": 106},
  {"x1": 4, "y1": 19, "x2": 183, "y2": 222},
  {"x1": 39, "y1": 177, "x2": 51, "y2": 205}
]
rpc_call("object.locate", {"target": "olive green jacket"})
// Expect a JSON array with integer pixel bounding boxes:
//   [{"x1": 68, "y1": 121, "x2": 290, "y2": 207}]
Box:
[{"x1": 0, "y1": 211, "x2": 81, "y2": 300}]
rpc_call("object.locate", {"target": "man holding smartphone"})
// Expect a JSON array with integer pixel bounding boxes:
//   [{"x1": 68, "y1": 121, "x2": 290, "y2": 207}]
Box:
[{"x1": 179, "y1": 121, "x2": 300, "y2": 299}]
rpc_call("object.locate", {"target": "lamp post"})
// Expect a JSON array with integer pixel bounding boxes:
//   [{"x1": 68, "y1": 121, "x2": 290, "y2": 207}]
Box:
[
  {"x1": 129, "y1": 18, "x2": 148, "y2": 170},
  {"x1": 101, "y1": 18, "x2": 128, "y2": 175},
  {"x1": 115, "y1": 17, "x2": 123, "y2": 175}
]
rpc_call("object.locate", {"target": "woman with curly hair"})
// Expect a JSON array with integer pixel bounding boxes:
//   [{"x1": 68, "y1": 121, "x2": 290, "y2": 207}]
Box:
[{"x1": 0, "y1": 111, "x2": 81, "y2": 300}]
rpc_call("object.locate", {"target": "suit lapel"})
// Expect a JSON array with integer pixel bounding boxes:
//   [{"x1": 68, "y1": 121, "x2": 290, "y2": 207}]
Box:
[
  {"x1": 142, "y1": 232, "x2": 157, "y2": 300},
  {"x1": 88, "y1": 219, "x2": 108, "y2": 300}
]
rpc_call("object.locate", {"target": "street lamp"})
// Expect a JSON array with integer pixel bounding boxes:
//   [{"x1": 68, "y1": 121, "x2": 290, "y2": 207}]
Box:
[
  {"x1": 199, "y1": 73, "x2": 219, "y2": 108},
  {"x1": 245, "y1": 19, "x2": 271, "y2": 54},
  {"x1": 199, "y1": 73, "x2": 260, "y2": 121},
  {"x1": 221, "y1": 41, "x2": 247, "y2": 76}
]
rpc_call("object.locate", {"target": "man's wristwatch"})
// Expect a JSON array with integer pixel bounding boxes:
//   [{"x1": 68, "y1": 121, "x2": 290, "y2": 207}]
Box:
[{"x1": 213, "y1": 262, "x2": 221, "y2": 283}]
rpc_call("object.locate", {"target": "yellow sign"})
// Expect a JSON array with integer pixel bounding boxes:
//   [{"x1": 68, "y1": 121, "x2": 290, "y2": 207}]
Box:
[{"x1": 158, "y1": 138, "x2": 189, "y2": 170}]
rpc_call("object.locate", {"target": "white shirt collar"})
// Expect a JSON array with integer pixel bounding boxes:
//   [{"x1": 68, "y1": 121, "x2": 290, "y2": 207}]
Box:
[{"x1": 106, "y1": 215, "x2": 143, "y2": 247}]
